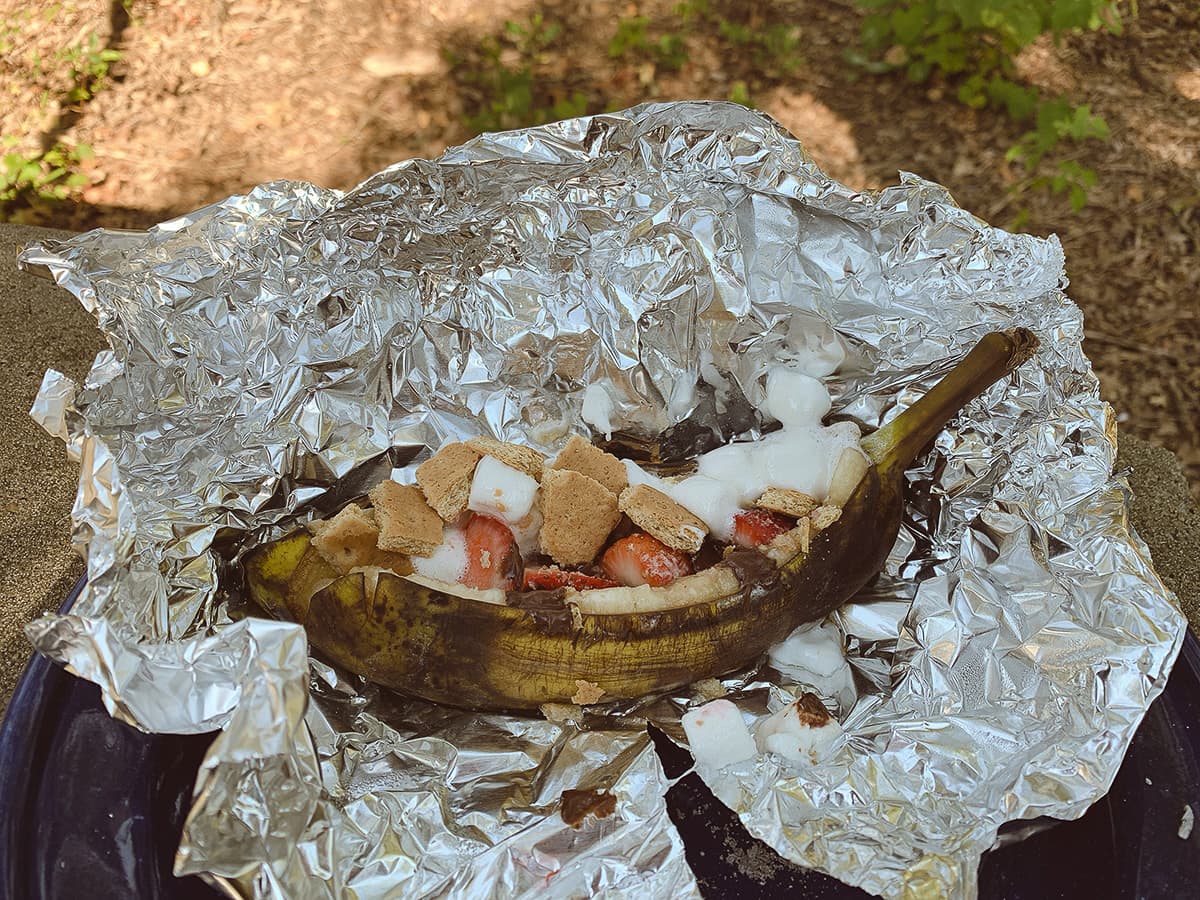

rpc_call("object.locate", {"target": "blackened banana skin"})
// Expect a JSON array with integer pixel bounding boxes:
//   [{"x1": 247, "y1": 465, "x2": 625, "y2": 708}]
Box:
[{"x1": 245, "y1": 330, "x2": 1038, "y2": 711}]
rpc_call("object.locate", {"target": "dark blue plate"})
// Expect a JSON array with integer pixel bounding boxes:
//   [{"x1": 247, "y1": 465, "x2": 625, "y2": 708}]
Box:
[{"x1": 2, "y1": 581, "x2": 1198, "y2": 899}]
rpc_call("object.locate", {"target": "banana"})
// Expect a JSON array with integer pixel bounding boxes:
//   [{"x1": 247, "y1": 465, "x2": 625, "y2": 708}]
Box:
[{"x1": 244, "y1": 329, "x2": 1038, "y2": 711}]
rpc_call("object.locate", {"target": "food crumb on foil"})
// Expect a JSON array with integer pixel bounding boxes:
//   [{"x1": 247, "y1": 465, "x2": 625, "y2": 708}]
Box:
[{"x1": 17, "y1": 101, "x2": 1186, "y2": 899}]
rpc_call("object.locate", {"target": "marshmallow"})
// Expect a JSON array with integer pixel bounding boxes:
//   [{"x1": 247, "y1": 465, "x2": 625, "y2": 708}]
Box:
[
  {"x1": 754, "y1": 694, "x2": 843, "y2": 765},
  {"x1": 768, "y1": 621, "x2": 857, "y2": 713},
  {"x1": 681, "y1": 699, "x2": 758, "y2": 770},
  {"x1": 412, "y1": 527, "x2": 468, "y2": 583},
  {"x1": 468, "y1": 455, "x2": 538, "y2": 524}
]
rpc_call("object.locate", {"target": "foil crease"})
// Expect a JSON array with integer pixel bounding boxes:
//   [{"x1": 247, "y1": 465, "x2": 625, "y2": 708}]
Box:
[{"x1": 19, "y1": 101, "x2": 1185, "y2": 899}]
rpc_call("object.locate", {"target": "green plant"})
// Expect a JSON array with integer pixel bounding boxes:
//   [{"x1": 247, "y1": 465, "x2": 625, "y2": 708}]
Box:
[
  {"x1": 608, "y1": 1, "x2": 802, "y2": 95},
  {"x1": 1, "y1": 139, "x2": 92, "y2": 215},
  {"x1": 0, "y1": 6, "x2": 126, "y2": 222},
  {"x1": 714, "y1": 18, "x2": 801, "y2": 75},
  {"x1": 61, "y1": 32, "x2": 122, "y2": 102},
  {"x1": 608, "y1": 16, "x2": 689, "y2": 71},
  {"x1": 448, "y1": 13, "x2": 590, "y2": 133},
  {"x1": 853, "y1": 0, "x2": 1128, "y2": 211},
  {"x1": 728, "y1": 80, "x2": 752, "y2": 107}
]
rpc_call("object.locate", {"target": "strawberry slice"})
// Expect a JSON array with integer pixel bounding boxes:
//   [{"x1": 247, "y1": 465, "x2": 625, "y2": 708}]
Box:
[
  {"x1": 523, "y1": 566, "x2": 619, "y2": 592},
  {"x1": 731, "y1": 508, "x2": 793, "y2": 549},
  {"x1": 463, "y1": 513, "x2": 520, "y2": 590},
  {"x1": 601, "y1": 533, "x2": 693, "y2": 587}
]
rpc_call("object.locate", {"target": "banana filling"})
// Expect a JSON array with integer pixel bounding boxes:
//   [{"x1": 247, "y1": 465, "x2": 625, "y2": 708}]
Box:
[{"x1": 309, "y1": 420, "x2": 865, "y2": 610}]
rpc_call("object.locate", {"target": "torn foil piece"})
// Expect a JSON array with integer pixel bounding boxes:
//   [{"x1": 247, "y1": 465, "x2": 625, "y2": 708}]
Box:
[{"x1": 20, "y1": 101, "x2": 1184, "y2": 898}]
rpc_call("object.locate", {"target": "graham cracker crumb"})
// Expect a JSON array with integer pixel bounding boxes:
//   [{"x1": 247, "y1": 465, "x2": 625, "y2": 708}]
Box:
[
  {"x1": 310, "y1": 503, "x2": 412, "y2": 575},
  {"x1": 810, "y1": 505, "x2": 842, "y2": 532},
  {"x1": 415, "y1": 442, "x2": 481, "y2": 521},
  {"x1": 764, "y1": 518, "x2": 811, "y2": 566},
  {"x1": 466, "y1": 436, "x2": 545, "y2": 480},
  {"x1": 571, "y1": 679, "x2": 606, "y2": 705},
  {"x1": 540, "y1": 702, "x2": 585, "y2": 724}
]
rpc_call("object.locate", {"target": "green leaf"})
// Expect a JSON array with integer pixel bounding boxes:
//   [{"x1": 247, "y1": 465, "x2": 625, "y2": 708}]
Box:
[
  {"x1": 656, "y1": 34, "x2": 688, "y2": 70},
  {"x1": 891, "y1": 5, "x2": 931, "y2": 45},
  {"x1": 906, "y1": 58, "x2": 933, "y2": 81},
  {"x1": 1050, "y1": 0, "x2": 1101, "y2": 32},
  {"x1": 957, "y1": 73, "x2": 988, "y2": 107},
  {"x1": 860, "y1": 14, "x2": 894, "y2": 51},
  {"x1": 1069, "y1": 183, "x2": 1088, "y2": 211},
  {"x1": 609, "y1": 17, "x2": 649, "y2": 58},
  {"x1": 986, "y1": 77, "x2": 1038, "y2": 120},
  {"x1": 728, "y1": 80, "x2": 752, "y2": 107}
]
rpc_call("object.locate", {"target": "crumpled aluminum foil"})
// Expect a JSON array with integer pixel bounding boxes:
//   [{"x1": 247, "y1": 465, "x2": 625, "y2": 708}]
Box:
[{"x1": 21, "y1": 101, "x2": 1185, "y2": 899}]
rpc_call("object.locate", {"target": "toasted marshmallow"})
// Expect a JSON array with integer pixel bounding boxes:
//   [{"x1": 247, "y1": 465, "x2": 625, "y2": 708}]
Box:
[{"x1": 754, "y1": 693, "x2": 843, "y2": 765}]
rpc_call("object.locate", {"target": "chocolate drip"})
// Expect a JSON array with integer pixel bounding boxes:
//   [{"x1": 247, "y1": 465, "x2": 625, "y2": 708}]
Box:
[
  {"x1": 560, "y1": 789, "x2": 617, "y2": 828},
  {"x1": 505, "y1": 588, "x2": 576, "y2": 635}
]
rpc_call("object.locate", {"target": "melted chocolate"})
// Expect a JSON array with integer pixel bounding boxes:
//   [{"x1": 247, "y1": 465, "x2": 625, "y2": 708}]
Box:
[
  {"x1": 505, "y1": 588, "x2": 576, "y2": 635},
  {"x1": 560, "y1": 789, "x2": 617, "y2": 828},
  {"x1": 722, "y1": 548, "x2": 782, "y2": 597},
  {"x1": 691, "y1": 536, "x2": 725, "y2": 572}
]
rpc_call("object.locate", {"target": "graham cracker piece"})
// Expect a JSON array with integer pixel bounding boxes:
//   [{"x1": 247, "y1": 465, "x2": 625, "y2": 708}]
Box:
[
  {"x1": 571, "y1": 679, "x2": 606, "y2": 705},
  {"x1": 466, "y1": 436, "x2": 545, "y2": 480},
  {"x1": 550, "y1": 434, "x2": 628, "y2": 495},
  {"x1": 763, "y1": 517, "x2": 812, "y2": 566},
  {"x1": 618, "y1": 483, "x2": 708, "y2": 553},
  {"x1": 755, "y1": 487, "x2": 818, "y2": 520},
  {"x1": 369, "y1": 480, "x2": 444, "y2": 557},
  {"x1": 810, "y1": 505, "x2": 843, "y2": 532},
  {"x1": 538, "y1": 468, "x2": 621, "y2": 566},
  {"x1": 415, "y1": 442, "x2": 482, "y2": 521},
  {"x1": 310, "y1": 504, "x2": 378, "y2": 573},
  {"x1": 310, "y1": 504, "x2": 413, "y2": 575}
]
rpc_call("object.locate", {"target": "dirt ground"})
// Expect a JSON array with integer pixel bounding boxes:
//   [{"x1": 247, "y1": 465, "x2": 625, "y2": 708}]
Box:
[{"x1": 4, "y1": 0, "x2": 1198, "y2": 496}]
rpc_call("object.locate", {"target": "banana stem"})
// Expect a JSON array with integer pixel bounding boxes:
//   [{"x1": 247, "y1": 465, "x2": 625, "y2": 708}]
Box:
[{"x1": 859, "y1": 328, "x2": 1039, "y2": 471}]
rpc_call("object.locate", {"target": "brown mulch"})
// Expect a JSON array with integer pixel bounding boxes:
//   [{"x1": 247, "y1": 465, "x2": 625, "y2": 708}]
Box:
[{"x1": 5, "y1": 0, "x2": 1198, "y2": 496}]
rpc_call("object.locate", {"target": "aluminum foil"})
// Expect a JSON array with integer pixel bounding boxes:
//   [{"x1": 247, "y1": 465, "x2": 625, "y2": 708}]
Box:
[{"x1": 20, "y1": 101, "x2": 1185, "y2": 899}]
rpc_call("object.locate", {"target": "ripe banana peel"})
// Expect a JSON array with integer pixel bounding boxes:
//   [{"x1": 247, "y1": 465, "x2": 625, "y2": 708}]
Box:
[{"x1": 244, "y1": 329, "x2": 1038, "y2": 711}]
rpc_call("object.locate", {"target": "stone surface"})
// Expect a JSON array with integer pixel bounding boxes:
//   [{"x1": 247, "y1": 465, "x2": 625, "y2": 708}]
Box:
[{"x1": 0, "y1": 225, "x2": 104, "y2": 715}]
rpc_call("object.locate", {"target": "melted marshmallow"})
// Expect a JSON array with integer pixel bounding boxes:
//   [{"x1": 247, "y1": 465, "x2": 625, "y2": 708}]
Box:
[
  {"x1": 412, "y1": 527, "x2": 468, "y2": 582},
  {"x1": 625, "y1": 366, "x2": 865, "y2": 540},
  {"x1": 581, "y1": 384, "x2": 616, "y2": 438},
  {"x1": 768, "y1": 621, "x2": 857, "y2": 713},
  {"x1": 681, "y1": 699, "x2": 758, "y2": 769}
]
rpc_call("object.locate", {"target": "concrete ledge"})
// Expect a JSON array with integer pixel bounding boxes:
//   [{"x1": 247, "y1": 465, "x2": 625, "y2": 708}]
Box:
[{"x1": 1, "y1": 225, "x2": 104, "y2": 715}]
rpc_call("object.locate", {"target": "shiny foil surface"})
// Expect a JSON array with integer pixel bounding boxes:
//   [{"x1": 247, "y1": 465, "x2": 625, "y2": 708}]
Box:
[{"x1": 20, "y1": 102, "x2": 1185, "y2": 899}]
